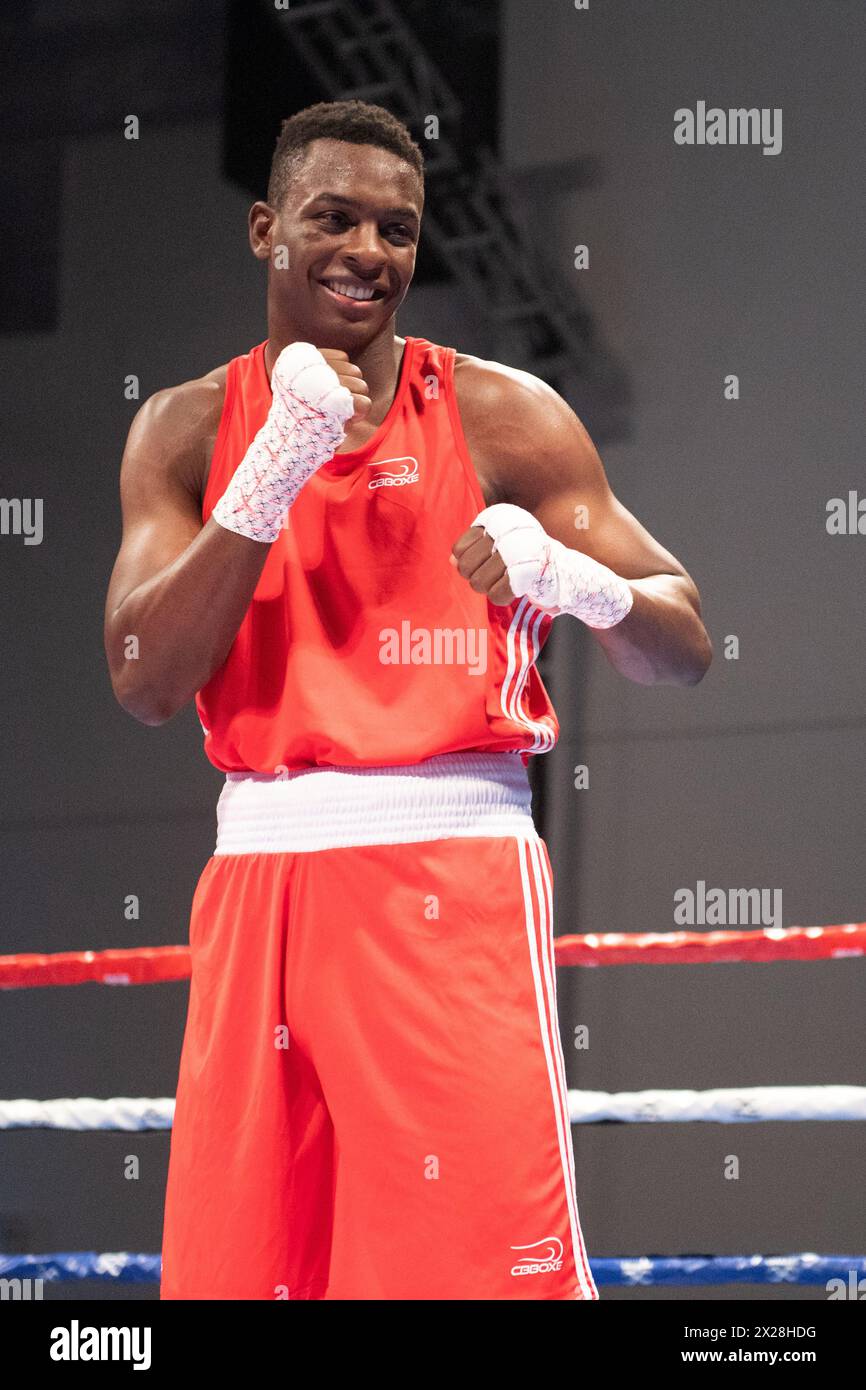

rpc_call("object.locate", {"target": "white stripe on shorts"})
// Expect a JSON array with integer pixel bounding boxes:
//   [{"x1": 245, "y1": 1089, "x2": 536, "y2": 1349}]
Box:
[{"x1": 518, "y1": 837, "x2": 599, "y2": 1300}]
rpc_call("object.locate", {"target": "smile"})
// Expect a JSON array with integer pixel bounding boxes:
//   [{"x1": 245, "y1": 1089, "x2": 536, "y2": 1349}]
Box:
[{"x1": 319, "y1": 278, "x2": 386, "y2": 305}]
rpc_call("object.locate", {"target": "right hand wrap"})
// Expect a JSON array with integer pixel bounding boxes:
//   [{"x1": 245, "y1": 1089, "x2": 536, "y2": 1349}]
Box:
[{"x1": 212, "y1": 342, "x2": 355, "y2": 543}]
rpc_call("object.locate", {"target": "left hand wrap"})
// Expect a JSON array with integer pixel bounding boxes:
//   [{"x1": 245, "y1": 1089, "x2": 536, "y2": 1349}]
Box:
[{"x1": 471, "y1": 503, "x2": 634, "y2": 630}]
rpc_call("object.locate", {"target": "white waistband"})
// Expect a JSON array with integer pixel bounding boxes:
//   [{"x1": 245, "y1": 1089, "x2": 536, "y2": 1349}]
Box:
[{"x1": 213, "y1": 751, "x2": 538, "y2": 854}]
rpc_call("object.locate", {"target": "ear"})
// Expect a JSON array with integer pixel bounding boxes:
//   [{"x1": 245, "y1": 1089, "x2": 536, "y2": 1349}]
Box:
[{"x1": 248, "y1": 201, "x2": 277, "y2": 262}]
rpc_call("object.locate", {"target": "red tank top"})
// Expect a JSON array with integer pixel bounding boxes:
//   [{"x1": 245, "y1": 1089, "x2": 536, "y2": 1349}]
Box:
[{"x1": 196, "y1": 337, "x2": 560, "y2": 772}]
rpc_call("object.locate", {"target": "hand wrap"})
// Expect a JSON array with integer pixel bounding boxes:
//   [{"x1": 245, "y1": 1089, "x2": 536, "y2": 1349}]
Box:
[
  {"x1": 212, "y1": 342, "x2": 355, "y2": 543},
  {"x1": 471, "y1": 503, "x2": 634, "y2": 629}
]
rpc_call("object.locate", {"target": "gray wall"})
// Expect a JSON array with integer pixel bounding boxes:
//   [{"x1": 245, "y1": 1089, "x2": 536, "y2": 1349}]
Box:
[{"x1": 503, "y1": 0, "x2": 865, "y2": 1296}]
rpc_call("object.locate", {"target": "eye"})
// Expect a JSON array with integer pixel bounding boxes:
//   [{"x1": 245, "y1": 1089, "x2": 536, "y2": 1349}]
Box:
[
  {"x1": 385, "y1": 224, "x2": 415, "y2": 244},
  {"x1": 318, "y1": 210, "x2": 351, "y2": 229}
]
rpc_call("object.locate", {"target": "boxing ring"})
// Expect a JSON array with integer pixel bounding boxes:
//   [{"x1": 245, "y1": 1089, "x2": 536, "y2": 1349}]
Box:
[{"x1": 2, "y1": 921, "x2": 865, "y2": 1294}]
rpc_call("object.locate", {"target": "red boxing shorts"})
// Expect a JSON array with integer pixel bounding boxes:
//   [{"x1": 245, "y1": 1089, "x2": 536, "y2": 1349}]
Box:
[{"x1": 160, "y1": 752, "x2": 598, "y2": 1300}]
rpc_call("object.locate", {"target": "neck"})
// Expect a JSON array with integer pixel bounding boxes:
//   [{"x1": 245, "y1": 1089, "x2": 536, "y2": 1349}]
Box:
[{"x1": 263, "y1": 325, "x2": 405, "y2": 423}]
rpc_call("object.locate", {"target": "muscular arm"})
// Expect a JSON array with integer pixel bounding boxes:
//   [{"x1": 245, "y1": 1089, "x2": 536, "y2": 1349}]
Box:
[
  {"x1": 455, "y1": 361, "x2": 712, "y2": 686},
  {"x1": 104, "y1": 379, "x2": 271, "y2": 725}
]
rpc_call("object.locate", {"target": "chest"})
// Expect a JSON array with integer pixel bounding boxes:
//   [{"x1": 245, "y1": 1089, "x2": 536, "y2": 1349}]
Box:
[{"x1": 338, "y1": 415, "x2": 500, "y2": 509}]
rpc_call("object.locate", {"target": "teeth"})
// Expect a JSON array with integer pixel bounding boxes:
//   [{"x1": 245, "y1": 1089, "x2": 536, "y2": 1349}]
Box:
[{"x1": 325, "y1": 280, "x2": 377, "y2": 301}]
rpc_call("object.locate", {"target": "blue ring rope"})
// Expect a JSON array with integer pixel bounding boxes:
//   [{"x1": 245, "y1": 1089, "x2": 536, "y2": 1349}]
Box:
[{"x1": 2, "y1": 1252, "x2": 864, "y2": 1286}]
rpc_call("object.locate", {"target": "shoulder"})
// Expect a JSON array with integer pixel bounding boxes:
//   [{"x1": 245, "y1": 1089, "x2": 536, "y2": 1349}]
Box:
[
  {"x1": 452, "y1": 352, "x2": 586, "y2": 447},
  {"x1": 122, "y1": 363, "x2": 230, "y2": 500},
  {"x1": 128, "y1": 363, "x2": 229, "y2": 453},
  {"x1": 452, "y1": 352, "x2": 602, "y2": 508},
  {"x1": 453, "y1": 351, "x2": 562, "y2": 412}
]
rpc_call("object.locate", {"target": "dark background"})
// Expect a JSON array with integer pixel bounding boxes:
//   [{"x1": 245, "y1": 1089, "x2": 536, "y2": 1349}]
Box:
[{"x1": 0, "y1": 0, "x2": 863, "y2": 1300}]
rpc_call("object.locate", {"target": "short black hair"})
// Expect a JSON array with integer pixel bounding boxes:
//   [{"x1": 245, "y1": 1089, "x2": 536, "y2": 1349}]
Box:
[{"x1": 267, "y1": 100, "x2": 425, "y2": 209}]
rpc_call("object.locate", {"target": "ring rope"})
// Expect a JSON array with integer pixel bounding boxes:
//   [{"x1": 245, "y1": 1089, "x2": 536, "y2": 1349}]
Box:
[
  {"x1": 555, "y1": 923, "x2": 866, "y2": 967},
  {"x1": 568, "y1": 1085, "x2": 866, "y2": 1124},
  {"x1": 4, "y1": 1085, "x2": 866, "y2": 1131},
  {"x1": 1, "y1": 1251, "x2": 862, "y2": 1287},
  {"x1": 0, "y1": 1098, "x2": 174, "y2": 1131},
  {"x1": 593, "y1": 1254, "x2": 866, "y2": 1287},
  {"x1": 0, "y1": 945, "x2": 190, "y2": 989},
  {"x1": 1, "y1": 922, "x2": 864, "y2": 989}
]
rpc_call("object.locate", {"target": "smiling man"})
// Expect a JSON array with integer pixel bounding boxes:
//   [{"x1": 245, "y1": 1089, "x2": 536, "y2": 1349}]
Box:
[{"x1": 104, "y1": 101, "x2": 711, "y2": 1302}]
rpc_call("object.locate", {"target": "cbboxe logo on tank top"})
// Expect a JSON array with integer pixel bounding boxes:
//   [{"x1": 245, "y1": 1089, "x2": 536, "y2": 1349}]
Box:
[
  {"x1": 366, "y1": 455, "x2": 419, "y2": 489},
  {"x1": 510, "y1": 1237, "x2": 565, "y2": 1276}
]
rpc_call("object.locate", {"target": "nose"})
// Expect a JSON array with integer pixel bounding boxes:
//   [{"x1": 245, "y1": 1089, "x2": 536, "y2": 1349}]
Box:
[{"x1": 341, "y1": 219, "x2": 388, "y2": 271}]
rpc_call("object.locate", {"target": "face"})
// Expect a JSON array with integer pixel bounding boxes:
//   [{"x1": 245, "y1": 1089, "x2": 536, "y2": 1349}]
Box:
[{"x1": 250, "y1": 138, "x2": 423, "y2": 350}]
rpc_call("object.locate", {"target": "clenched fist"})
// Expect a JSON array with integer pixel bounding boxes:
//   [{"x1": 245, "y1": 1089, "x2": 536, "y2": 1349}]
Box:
[
  {"x1": 454, "y1": 503, "x2": 635, "y2": 628},
  {"x1": 318, "y1": 348, "x2": 372, "y2": 423},
  {"x1": 212, "y1": 342, "x2": 355, "y2": 543},
  {"x1": 450, "y1": 522, "x2": 518, "y2": 607}
]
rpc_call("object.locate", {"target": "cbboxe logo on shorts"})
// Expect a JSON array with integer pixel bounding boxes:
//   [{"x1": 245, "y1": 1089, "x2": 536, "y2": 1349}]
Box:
[
  {"x1": 510, "y1": 1236, "x2": 564, "y2": 1276},
  {"x1": 367, "y1": 456, "x2": 419, "y2": 489}
]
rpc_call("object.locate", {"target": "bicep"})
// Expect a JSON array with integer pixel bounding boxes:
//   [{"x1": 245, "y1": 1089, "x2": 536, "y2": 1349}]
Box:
[{"x1": 536, "y1": 482, "x2": 689, "y2": 583}]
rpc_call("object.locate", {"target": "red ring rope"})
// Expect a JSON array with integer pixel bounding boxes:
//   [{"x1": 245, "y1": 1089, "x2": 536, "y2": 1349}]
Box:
[{"x1": 0, "y1": 924, "x2": 863, "y2": 988}]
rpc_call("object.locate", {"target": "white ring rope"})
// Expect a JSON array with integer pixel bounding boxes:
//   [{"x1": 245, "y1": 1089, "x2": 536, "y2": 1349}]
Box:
[
  {"x1": 0, "y1": 1097, "x2": 174, "y2": 1130},
  {"x1": 568, "y1": 1085, "x2": 866, "y2": 1124},
  {"x1": 2, "y1": 1086, "x2": 866, "y2": 1130}
]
